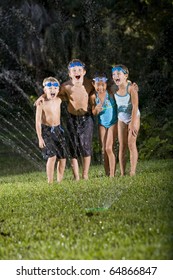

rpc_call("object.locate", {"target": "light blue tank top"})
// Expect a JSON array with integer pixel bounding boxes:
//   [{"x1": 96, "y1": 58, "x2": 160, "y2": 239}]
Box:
[
  {"x1": 114, "y1": 83, "x2": 140, "y2": 124},
  {"x1": 96, "y1": 91, "x2": 118, "y2": 128}
]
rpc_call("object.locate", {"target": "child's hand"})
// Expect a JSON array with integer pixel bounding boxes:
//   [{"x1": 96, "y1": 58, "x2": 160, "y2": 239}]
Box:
[
  {"x1": 131, "y1": 82, "x2": 139, "y2": 92},
  {"x1": 39, "y1": 138, "x2": 45, "y2": 148},
  {"x1": 95, "y1": 103, "x2": 102, "y2": 114},
  {"x1": 34, "y1": 96, "x2": 44, "y2": 106},
  {"x1": 129, "y1": 124, "x2": 138, "y2": 137}
]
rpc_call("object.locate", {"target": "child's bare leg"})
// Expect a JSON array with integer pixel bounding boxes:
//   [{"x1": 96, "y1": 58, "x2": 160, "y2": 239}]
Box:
[
  {"x1": 57, "y1": 159, "x2": 66, "y2": 182},
  {"x1": 103, "y1": 153, "x2": 109, "y2": 176},
  {"x1": 128, "y1": 118, "x2": 140, "y2": 176},
  {"x1": 71, "y1": 158, "x2": 80, "y2": 180},
  {"x1": 82, "y1": 156, "x2": 91, "y2": 179},
  {"x1": 99, "y1": 125, "x2": 109, "y2": 175},
  {"x1": 113, "y1": 123, "x2": 118, "y2": 174},
  {"x1": 105, "y1": 124, "x2": 117, "y2": 177},
  {"x1": 129, "y1": 139, "x2": 138, "y2": 176},
  {"x1": 46, "y1": 156, "x2": 56, "y2": 183},
  {"x1": 118, "y1": 121, "x2": 128, "y2": 176}
]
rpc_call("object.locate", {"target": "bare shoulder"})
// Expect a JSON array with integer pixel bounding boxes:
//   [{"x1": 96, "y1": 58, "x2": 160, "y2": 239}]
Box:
[
  {"x1": 128, "y1": 84, "x2": 134, "y2": 94},
  {"x1": 37, "y1": 101, "x2": 44, "y2": 109},
  {"x1": 128, "y1": 85, "x2": 139, "y2": 103},
  {"x1": 55, "y1": 96, "x2": 62, "y2": 103},
  {"x1": 90, "y1": 92, "x2": 96, "y2": 101}
]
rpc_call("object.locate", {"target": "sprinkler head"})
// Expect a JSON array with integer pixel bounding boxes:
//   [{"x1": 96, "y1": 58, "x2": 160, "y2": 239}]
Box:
[{"x1": 85, "y1": 207, "x2": 108, "y2": 213}]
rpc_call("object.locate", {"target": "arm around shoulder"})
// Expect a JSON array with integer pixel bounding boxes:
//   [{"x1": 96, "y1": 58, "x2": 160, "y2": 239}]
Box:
[
  {"x1": 34, "y1": 93, "x2": 46, "y2": 106},
  {"x1": 58, "y1": 84, "x2": 68, "y2": 101},
  {"x1": 129, "y1": 85, "x2": 140, "y2": 136}
]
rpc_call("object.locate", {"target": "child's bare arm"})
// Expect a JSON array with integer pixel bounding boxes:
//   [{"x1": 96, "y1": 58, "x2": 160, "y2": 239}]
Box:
[
  {"x1": 90, "y1": 95, "x2": 102, "y2": 115},
  {"x1": 58, "y1": 85, "x2": 68, "y2": 101},
  {"x1": 35, "y1": 105, "x2": 45, "y2": 148},
  {"x1": 129, "y1": 85, "x2": 139, "y2": 136}
]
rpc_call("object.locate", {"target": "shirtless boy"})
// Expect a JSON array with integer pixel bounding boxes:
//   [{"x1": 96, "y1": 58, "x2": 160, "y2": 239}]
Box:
[
  {"x1": 35, "y1": 77, "x2": 67, "y2": 183},
  {"x1": 59, "y1": 59, "x2": 94, "y2": 180}
]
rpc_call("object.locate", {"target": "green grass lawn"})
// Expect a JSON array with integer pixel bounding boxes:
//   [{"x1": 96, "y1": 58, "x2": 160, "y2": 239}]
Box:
[{"x1": 0, "y1": 155, "x2": 173, "y2": 260}]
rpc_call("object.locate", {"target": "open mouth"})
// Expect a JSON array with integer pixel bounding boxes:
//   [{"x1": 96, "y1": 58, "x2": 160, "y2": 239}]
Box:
[
  {"x1": 51, "y1": 93, "x2": 55, "y2": 97},
  {"x1": 75, "y1": 75, "x2": 81, "y2": 80}
]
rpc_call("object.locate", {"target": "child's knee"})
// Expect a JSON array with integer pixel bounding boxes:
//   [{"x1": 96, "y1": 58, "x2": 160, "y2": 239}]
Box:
[
  {"x1": 128, "y1": 138, "x2": 136, "y2": 150},
  {"x1": 48, "y1": 156, "x2": 56, "y2": 163},
  {"x1": 105, "y1": 146, "x2": 112, "y2": 155}
]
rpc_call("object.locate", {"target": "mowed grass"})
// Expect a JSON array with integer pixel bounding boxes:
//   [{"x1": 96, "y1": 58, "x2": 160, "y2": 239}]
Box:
[{"x1": 0, "y1": 155, "x2": 173, "y2": 260}]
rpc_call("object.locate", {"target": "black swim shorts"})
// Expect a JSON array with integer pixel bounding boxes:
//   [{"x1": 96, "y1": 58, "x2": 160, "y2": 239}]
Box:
[
  {"x1": 66, "y1": 113, "x2": 94, "y2": 158},
  {"x1": 41, "y1": 124, "x2": 68, "y2": 160}
]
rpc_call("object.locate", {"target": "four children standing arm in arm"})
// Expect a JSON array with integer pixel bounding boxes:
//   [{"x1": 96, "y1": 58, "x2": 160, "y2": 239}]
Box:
[{"x1": 35, "y1": 62, "x2": 140, "y2": 183}]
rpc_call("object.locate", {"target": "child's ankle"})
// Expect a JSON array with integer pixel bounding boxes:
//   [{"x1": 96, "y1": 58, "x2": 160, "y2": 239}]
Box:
[{"x1": 74, "y1": 175, "x2": 80, "y2": 181}]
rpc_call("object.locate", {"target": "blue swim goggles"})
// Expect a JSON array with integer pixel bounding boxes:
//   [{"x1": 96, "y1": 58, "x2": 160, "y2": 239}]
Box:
[
  {"x1": 112, "y1": 66, "x2": 127, "y2": 74},
  {"x1": 44, "y1": 82, "x2": 59, "y2": 87},
  {"x1": 68, "y1": 61, "x2": 85, "y2": 68},
  {"x1": 93, "y1": 77, "x2": 108, "y2": 83}
]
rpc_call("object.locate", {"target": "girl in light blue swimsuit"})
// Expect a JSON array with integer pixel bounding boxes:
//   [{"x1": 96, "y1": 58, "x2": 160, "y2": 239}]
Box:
[
  {"x1": 95, "y1": 90, "x2": 117, "y2": 128},
  {"x1": 90, "y1": 76, "x2": 118, "y2": 177},
  {"x1": 112, "y1": 65, "x2": 140, "y2": 176}
]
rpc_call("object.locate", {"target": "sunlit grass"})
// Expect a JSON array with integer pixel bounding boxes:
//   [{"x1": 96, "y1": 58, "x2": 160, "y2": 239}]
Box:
[{"x1": 0, "y1": 158, "x2": 173, "y2": 260}]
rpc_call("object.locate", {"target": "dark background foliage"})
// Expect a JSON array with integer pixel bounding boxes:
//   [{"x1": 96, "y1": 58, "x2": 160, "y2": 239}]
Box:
[{"x1": 0, "y1": 0, "x2": 173, "y2": 161}]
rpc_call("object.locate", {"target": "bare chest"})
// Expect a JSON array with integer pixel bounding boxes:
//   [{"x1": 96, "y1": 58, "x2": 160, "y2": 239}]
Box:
[
  {"x1": 43, "y1": 100, "x2": 61, "y2": 115},
  {"x1": 68, "y1": 85, "x2": 88, "y2": 101}
]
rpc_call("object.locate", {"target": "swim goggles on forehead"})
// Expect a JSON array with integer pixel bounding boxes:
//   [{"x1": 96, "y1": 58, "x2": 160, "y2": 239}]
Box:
[
  {"x1": 93, "y1": 77, "x2": 108, "y2": 83},
  {"x1": 68, "y1": 61, "x2": 85, "y2": 68},
  {"x1": 44, "y1": 82, "x2": 59, "y2": 87},
  {"x1": 112, "y1": 66, "x2": 127, "y2": 74}
]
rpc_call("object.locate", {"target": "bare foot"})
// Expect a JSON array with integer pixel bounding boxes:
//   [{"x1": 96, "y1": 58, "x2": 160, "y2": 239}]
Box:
[
  {"x1": 74, "y1": 176, "x2": 80, "y2": 181},
  {"x1": 82, "y1": 175, "x2": 88, "y2": 180}
]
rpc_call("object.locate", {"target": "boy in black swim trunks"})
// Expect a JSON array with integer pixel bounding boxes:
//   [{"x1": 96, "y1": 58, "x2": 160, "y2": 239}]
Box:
[
  {"x1": 35, "y1": 77, "x2": 67, "y2": 183},
  {"x1": 59, "y1": 59, "x2": 94, "y2": 180}
]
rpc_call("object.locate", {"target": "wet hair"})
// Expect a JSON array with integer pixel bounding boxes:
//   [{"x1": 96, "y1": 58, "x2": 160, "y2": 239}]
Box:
[
  {"x1": 42, "y1": 77, "x2": 60, "y2": 86},
  {"x1": 112, "y1": 64, "x2": 129, "y2": 75},
  {"x1": 68, "y1": 59, "x2": 85, "y2": 69}
]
